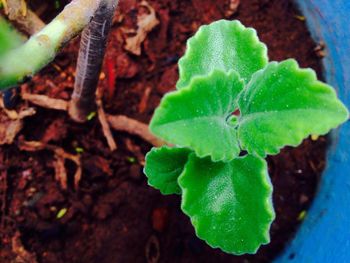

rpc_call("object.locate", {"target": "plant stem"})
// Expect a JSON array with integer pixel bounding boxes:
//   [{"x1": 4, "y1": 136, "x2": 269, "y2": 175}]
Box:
[
  {"x1": 0, "y1": 0, "x2": 102, "y2": 90},
  {"x1": 69, "y1": 0, "x2": 118, "y2": 122},
  {"x1": 0, "y1": 15, "x2": 25, "y2": 109}
]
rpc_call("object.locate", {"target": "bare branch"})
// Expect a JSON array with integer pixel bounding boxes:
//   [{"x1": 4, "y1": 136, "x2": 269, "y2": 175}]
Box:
[
  {"x1": 96, "y1": 87, "x2": 117, "y2": 151},
  {"x1": 18, "y1": 139, "x2": 82, "y2": 189},
  {"x1": 21, "y1": 92, "x2": 68, "y2": 111},
  {"x1": 107, "y1": 114, "x2": 166, "y2": 147},
  {"x1": 69, "y1": 0, "x2": 118, "y2": 122},
  {"x1": 20, "y1": 92, "x2": 163, "y2": 147}
]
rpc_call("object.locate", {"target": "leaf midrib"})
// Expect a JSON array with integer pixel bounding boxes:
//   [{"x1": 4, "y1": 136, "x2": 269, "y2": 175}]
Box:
[
  {"x1": 155, "y1": 115, "x2": 229, "y2": 128},
  {"x1": 239, "y1": 108, "x2": 336, "y2": 125}
]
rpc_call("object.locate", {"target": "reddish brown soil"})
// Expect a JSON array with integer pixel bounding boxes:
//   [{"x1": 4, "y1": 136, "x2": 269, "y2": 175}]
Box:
[{"x1": 0, "y1": 0, "x2": 327, "y2": 262}]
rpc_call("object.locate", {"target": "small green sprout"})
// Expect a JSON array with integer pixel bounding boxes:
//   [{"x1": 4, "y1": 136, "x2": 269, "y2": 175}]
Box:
[
  {"x1": 56, "y1": 208, "x2": 68, "y2": 219},
  {"x1": 144, "y1": 20, "x2": 349, "y2": 255},
  {"x1": 86, "y1": 111, "x2": 97, "y2": 121},
  {"x1": 126, "y1": 156, "x2": 137, "y2": 164},
  {"x1": 298, "y1": 210, "x2": 307, "y2": 221},
  {"x1": 54, "y1": 0, "x2": 61, "y2": 9},
  {"x1": 75, "y1": 147, "x2": 84, "y2": 154}
]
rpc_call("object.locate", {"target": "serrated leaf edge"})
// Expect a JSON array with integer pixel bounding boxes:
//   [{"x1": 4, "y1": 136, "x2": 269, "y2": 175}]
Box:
[
  {"x1": 176, "y1": 19, "x2": 268, "y2": 89},
  {"x1": 238, "y1": 59, "x2": 349, "y2": 157},
  {"x1": 178, "y1": 154, "x2": 275, "y2": 255},
  {"x1": 144, "y1": 146, "x2": 191, "y2": 195}
]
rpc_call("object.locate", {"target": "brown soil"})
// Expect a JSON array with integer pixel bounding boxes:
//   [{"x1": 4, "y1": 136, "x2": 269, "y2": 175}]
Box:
[{"x1": 0, "y1": 0, "x2": 327, "y2": 262}]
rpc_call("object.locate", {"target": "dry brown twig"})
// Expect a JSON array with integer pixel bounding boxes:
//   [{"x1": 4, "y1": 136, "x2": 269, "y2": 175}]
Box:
[
  {"x1": 21, "y1": 90, "x2": 118, "y2": 150},
  {"x1": 21, "y1": 92, "x2": 68, "y2": 111},
  {"x1": 17, "y1": 90, "x2": 164, "y2": 187},
  {"x1": 225, "y1": 0, "x2": 240, "y2": 17},
  {"x1": 0, "y1": 97, "x2": 36, "y2": 145},
  {"x1": 125, "y1": 138, "x2": 145, "y2": 165},
  {"x1": 0, "y1": 97, "x2": 36, "y2": 120},
  {"x1": 11, "y1": 231, "x2": 38, "y2": 263},
  {"x1": 96, "y1": 86, "x2": 117, "y2": 151},
  {"x1": 2, "y1": 0, "x2": 45, "y2": 35},
  {"x1": 138, "y1": 86, "x2": 152, "y2": 113},
  {"x1": 107, "y1": 114, "x2": 165, "y2": 147},
  {"x1": 123, "y1": 1, "x2": 159, "y2": 55},
  {"x1": 20, "y1": 92, "x2": 163, "y2": 147},
  {"x1": 18, "y1": 139, "x2": 82, "y2": 189}
]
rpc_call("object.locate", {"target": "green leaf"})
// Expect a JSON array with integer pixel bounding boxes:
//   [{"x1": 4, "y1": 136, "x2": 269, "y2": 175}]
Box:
[
  {"x1": 178, "y1": 154, "x2": 274, "y2": 255},
  {"x1": 177, "y1": 20, "x2": 268, "y2": 89},
  {"x1": 237, "y1": 59, "x2": 349, "y2": 156},
  {"x1": 150, "y1": 70, "x2": 244, "y2": 162},
  {"x1": 144, "y1": 146, "x2": 191, "y2": 195},
  {"x1": 0, "y1": 16, "x2": 23, "y2": 57}
]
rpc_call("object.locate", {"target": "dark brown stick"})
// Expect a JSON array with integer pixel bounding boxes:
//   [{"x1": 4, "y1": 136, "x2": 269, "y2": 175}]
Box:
[{"x1": 69, "y1": 0, "x2": 119, "y2": 122}]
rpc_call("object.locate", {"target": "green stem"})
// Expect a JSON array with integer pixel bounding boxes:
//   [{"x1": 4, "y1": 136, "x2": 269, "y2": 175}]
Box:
[{"x1": 0, "y1": 0, "x2": 101, "y2": 90}]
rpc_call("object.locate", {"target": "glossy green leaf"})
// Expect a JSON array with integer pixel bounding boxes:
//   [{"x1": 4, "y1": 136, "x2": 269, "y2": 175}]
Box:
[
  {"x1": 144, "y1": 146, "x2": 191, "y2": 195},
  {"x1": 0, "y1": 16, "x2": 23, "y2": 57},
  {"x1": 178, "y1": 154, "x2": 274, "y2": 255},
  {"x1": 177, "y1": 20, "x2": 268, "y2": 89},
  {"x1": 237, "y1": 59, "x2": 349, "y2": 157},
  {"x1": 150, "y1": 70, "x2": 244, "y2": 162}
]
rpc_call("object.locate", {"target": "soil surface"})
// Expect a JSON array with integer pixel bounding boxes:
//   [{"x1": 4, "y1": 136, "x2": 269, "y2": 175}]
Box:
[{"x1": 0, "y1": 0, "x2": 327, "y2": 262}]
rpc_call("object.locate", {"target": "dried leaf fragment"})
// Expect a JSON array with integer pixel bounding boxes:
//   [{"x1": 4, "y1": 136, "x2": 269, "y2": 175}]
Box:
[
  {"x1": 0, "y1": 113, "x2": 22, "y2": 145},
  {"x1": 125, "y1": 138, "x2": 145, "y2": 165},
  {"x1": 96, "y1": 87, "x2": 117, "y2": 151},
  {"x1": 138, "y1": 86, "x2": 151, "y2": 113},
  {"x1": 11, "y1": 231, "x2": 38, "y2": 263},
  {"x1": 107, "y1": 114, "x2": 165, "y2": 147},
  {"x1": 4, "y1": 0, "x2": 45, "y2": 35},
  {"x1": 18, "y1": 139, "x2": 82, "y2": 189},
  {"x1": 21, "y1": 92, "x2": 68, "y2": 111},
  {"x1": 225, "y1": 0, "x2": 240, "y2": 17},
  {"x1": 53, "y1": 154, "x2": 67, "y2": 190},
  {"x1": 42, "y1": 118, "x2": 68, "y2": 143},
  {"x1": 124, "y1": 1, "x2": 159, "y2": 55},
  {"x1": 0, "y1": 97, "x2": 36, "y2": 145}
]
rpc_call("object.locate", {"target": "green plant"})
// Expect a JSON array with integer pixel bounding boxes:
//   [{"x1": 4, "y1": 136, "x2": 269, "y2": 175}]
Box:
[
  {"x1": 0, "y1": 0, "x2": 101, "y2": 89},
  {"x1": 0, "y1": 16, "x2": 23, "y2": 56},
  {"x1": 0, "y1": 0, "x2": 119, "y2": 120},
  {"x1": 144, "y1": 20, "x2": 349, "y2": 255}
]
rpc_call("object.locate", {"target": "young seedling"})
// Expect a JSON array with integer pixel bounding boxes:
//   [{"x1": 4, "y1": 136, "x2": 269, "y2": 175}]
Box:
[
  {"x1": 0, "y1": 3, "x2": 348, "y2": 255},
  {"x1": 144, "y1": 20, "x2": 349, "y2": 255}
]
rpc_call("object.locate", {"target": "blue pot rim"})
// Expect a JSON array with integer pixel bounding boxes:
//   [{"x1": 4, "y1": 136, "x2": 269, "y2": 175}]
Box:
[{"x1": 276, "y1": 1, "x2": 350, "y2": 262}]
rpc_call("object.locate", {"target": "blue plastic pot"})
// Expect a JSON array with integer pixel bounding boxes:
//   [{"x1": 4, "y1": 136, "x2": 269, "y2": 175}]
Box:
[{"x1": 276, "y1": 1, "x2": 350, "y2": 262}]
